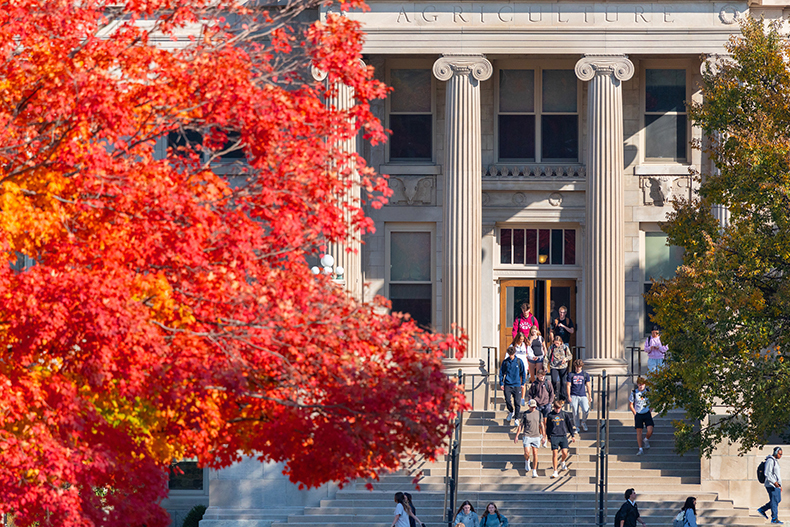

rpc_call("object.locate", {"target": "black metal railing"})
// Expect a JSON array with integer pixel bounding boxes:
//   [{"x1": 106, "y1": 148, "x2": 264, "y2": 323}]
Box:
[
  {"x1": 443, "y1": 370, "x2": 464, "y2": 527},
  {"x1": 594, "y1": 371, "x2": 611, "y2": 527}
]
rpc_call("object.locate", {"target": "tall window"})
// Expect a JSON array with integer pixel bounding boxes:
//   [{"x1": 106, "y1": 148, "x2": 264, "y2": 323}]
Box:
[
  {"x1": 500, "y1": 228, "x2": 576, "y2": 265},
  {"x1": 498, "y1": 68, "x2": 578, "y2": 162},
  {"x1": 645, "y1": 69, "x2": 687, "y2": 161},
  {"x1": 644, "y1": 232, "x2": 684, "y2": 333},
  {"x1": 389, "y1": 69, "x2": 432, "y2": 161},
  {"x1": 388, "y1": 228, "x2": 433, "y2": 329}
]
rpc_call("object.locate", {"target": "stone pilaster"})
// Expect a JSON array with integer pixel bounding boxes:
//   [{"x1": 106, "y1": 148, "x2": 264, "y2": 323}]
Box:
[
  {"x1": 312, "y1": 68, "x2": 362, "y2": 301},
  {"x1": 575, "y1": 54, "x2": 634, "y2": 374},
  {"x1": 433, "y1": 54, "x2": 492, "y2": 368}
]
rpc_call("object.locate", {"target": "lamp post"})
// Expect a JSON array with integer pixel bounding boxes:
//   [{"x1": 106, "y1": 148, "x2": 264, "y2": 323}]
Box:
[{"x1": 311, "y1": 254, "x2": 345, "y2": 284}]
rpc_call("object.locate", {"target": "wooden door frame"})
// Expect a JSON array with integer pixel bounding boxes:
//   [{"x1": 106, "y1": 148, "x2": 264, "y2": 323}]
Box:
[{"x1": 499, "y1": 279, "x2": 535, "y2": 362}]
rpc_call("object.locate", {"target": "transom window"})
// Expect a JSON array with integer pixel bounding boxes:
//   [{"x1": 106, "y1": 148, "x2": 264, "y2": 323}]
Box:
[
  {"x1": 500, "y1": 228, "x2": 576, "y2": 265},
  {"x1": 498, "y1": 69, "x2": 579, "y2": 162},
  {"x1": 389, "y1": 69, "x2": 432, "y2": 161},
  {"x1": 644, "y1": 69, "x2": 687, "y2": 161}
]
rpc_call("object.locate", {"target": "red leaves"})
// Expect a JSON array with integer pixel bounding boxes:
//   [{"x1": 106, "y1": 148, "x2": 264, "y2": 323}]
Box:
[{"x1": 0, "y1": 1, "x2": 466, "y2": 527}]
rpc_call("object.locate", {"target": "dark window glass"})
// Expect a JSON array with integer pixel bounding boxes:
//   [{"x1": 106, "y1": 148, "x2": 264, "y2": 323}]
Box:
[
  {"x1": 500, "y1": 229, "x2": 512, "y2": 264},
  {"x1": 645, "y1": 114, "x2": 687, "y2": 160},
  {"x1": 513, "y1": 229, "x2": 525, "y2": 264},
  {"x1": 169, "y1": 461, "x2": 203, "y2": 490},
  {"x1": 645, "y1": 69, "x2": 686, "y2": 112},
  {"x1": 390, "y1": 115, "x2": 432, "y2": 160},
  {"x1": 391, "y1": 70, "x2": 432, "y2": 113},
  {"x1": 542, "y1": 70, "x2": 577, "y2": 113},
  {"x1": 551, "y1": 229, "x2": 564, "y2": 265},
  {"x1": 499, "y1": 115, "x2": 535, "y2": 159},
  {"x1": 525, "y1": 229, "x2": 537, "y2": 264},
  {"x1": 391, "y1": 232, "x2": 431, "y2": 281},
  {"x1": 390, "y1": 284, "x2": 432, "y2": 329},
  {"x1": 219, "y1": 130, "x2": 245, "y2": 159},
  {"x1": 538, "y1": 229, "x2": 550, "y2": 264},
  {"x1": 564, "y1": 230, "x2": 576, "y2": 265},
  {"x1": 167, "y1": 129, "x2": 203, "y2": 157},
  {"x1": 500, "y1": 69, "x2": 535, "y2": 112},
  {"x1": 542, "y1": 115, "x2": 578, "y2": 160},
  {"x1": 644, "y1": 283, "x2": 657, "y2": 334}
]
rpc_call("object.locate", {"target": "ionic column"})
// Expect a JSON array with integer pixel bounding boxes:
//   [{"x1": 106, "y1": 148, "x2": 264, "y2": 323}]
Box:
[
  {"x1": 433, "y1": 54, "x2": 492, "y2": 364},
  {"x1": 312, "y1": 68, "x2": 362, "y2": 301},
  {"x1": 575, "y1": 54, "x2": 634, "y2": 372}
]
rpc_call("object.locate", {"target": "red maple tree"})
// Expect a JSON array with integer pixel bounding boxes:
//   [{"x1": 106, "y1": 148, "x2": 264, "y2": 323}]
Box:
[{"x1": 0, "y1": 1, "x2": 467, "y2": 526}]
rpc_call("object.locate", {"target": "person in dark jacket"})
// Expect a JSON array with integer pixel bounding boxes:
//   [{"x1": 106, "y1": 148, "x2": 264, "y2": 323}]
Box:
[
  {"x1": 616, "y1": 489, "x2": 647, "y2": 527},
  {"x1": 499, "y1": 345, "x2": 526, "y2": 426}
]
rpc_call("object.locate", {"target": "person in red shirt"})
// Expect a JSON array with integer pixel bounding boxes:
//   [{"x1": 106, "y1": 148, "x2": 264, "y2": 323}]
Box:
[{"x1": 512, "y1": 302, "x2": 538, "y2": 340}]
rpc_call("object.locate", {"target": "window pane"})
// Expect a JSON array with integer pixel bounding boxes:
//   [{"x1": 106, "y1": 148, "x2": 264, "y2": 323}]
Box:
[
  {"x1": 645, "y1": 69, "x2": 686, "y2": 112},
  {"x1": 391, "y1": 69, "x2": 431, "y2": 113},
  {"x1": 551, "y1": 229, "x2": 564, "y2": 265},
  {"x1": 645, "y1": 114, "x2": 686, "y2": 160},
  {"x1": 539, "y1": 229, "x2": 550, "y2": 264},
  {"x1": 168, "y1": 129, "x2": 203, "y2": 157},
  {"x1": 499, "y1": 115, "x2": 535, "y2": 159},
  {"x1": 525, "y1": 229, "x2": 537, "y2": 264},
  {"x1": 543, "y1": 70, "x2": 577, "y2": 112},
  {"x1": 645, "y1": 232, "x2": 683, "y2": 280},
  {"x1": 501, "y1": 229, "x2": 512, "y2": 264},
  {"x1": 390, "y1": 284, "x2": 432, "y2": 328},
  {"x1": 391, "y1": 232, "x2": 431, "y2": 281},
  {"x1": 390, "y1": 115, "x2": 432, "y2": 160},
  {"x1": 169, "y1": 461, "x2": 203, "y2": 491},
  {"x1": 644, "y1": 283, "x2": 657, "y2": 334},
  {"x1": 564, "y1": 230, "x2": 576, "y2": 265},
  {"x1": 513, "y1": 229, "x2": 525, "y2": 264},
  {"x1": 541, "y1": 115, "x2": 578, "y2": 160},
  {"x1": 499, "y1": 69, "x2": 535, "y2": 113}
]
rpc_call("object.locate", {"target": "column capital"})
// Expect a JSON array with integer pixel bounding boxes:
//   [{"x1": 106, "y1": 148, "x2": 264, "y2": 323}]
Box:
[
  {"x1": 433, "y1": 54, "x2": 493, "y2": 82},
  {"x1": 575, "y1": 54, "x2": 634, "y2": 82}
]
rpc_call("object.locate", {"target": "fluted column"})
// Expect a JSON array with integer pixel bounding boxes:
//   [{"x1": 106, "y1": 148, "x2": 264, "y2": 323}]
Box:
[
  {"x1": 312, "y1": 68, "x2": 362, "y2": 301},
  {"x1": 433, "y1": 54, "x2": 492, "y2": 364},
  {"x1": 575, "y1": 54, "x2": 633, "y2": 372}
]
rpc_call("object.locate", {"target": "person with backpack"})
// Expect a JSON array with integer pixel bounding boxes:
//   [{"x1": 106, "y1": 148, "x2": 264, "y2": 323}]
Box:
[
  {"x1": 545, "y1": 334, "x2": 573, "y2": 400},
  {"x1": 512, "y1": 302, "x2": 538, "y2": 340},
  {"x1": 480, "y1": 502, "x2": 508, "y2": 527},
  {"x1": 545, "y1": 398, "x2": 576, "y2": 478},
  {"x1": 528, "y1": 368, "x2": 554, "y2": 419},
  {"x1": 673, "y1": 497, "x2": 697, "y2": 527},
  {"x1": 614, "y1": 488, "x2": 646, "y2": 527},
  {"x1": 453, "y1": 500, "x2": 479, "y2": 527},
  {"x1": 629, "y1": 377, "x2": 654, "y2": 455},
  {"x1": 526, "y1": 325, "x2": 547, "y2": 382},
  {"x1": 757, "y1": 447, "x2": 783, "y2": 524}
]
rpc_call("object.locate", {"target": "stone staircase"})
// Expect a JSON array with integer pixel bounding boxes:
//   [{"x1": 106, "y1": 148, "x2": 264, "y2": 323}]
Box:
[{"x1": 270, "y1": 402, "x2": 764, "y2": 527}]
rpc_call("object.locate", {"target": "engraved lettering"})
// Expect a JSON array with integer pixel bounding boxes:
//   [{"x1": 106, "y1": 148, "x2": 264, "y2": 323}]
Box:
[
  {"x1": 421, "y1": 5, "x2": 437, "y2": 22},
  {"x1": 664, "y1": 6, "x2": 674, "y2": 23},
  {"x1": 498, "y1": 5, "x2": 513, "y2": 22},
  {"x1": 479, "y1": 5, "x2": 484, "y2": 23},
  {"x1": 557, "y1": 5, "x2": 568, "y2": 23},
  {"x1": 605, "y1": 6, "x2": 618, "y2": 22},
  {"x1": 453, "y1": 5, "x2": 468, "y2": 23},
  {"x1": 584, "y1": 5, "x2": 594, "y2": 23},
  {"x1": 529, "y1": 6, "x2": 542, "y2": 22},
  {"x1": 396, "y1": 6, "x2": 411, "y2": 23},
  {"x1": 635, "y1": 6, "x2": 649, "y2": 23},
  {"x1": 719, "y1": 5, "x2": 739, "y2": 25}
]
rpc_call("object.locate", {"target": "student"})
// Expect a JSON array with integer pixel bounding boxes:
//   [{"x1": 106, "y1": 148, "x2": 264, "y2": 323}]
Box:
[
  {"x1": 528, "y1": 368, "x2": 554, "y2": 420},
  {"x1": 645, "y1": 326, "x2": 668, "y2": 372},
  {"x1": 514, "y1": 399, "x2": 545, "y2": 478},
  {"x1": 550, "y1": 305, "x2": 575, "y2": 344},
  {"x1": 500, "y1": 345, "x2": 526, "y2": 426},
  {"x1": 545, "y1": 398, "x2": 576, "y2": 478},
  {"x1": 676, "y1": 497, "x2": 697, "y2": 527},
  {"x1": 566, "y1": 359, "x2": 592, "y2": 432},
  {"x1": 628, "y1": 378, "x2": 654, "y2": 456},
  {"x1": 526, "y1": 325, "x2": 547, "y2": 382},
  {"x1": 480, "y1": 503, "x2": 508, "y2": 527},
  {"x1": 545, "y1": 334, "x2": 572, "y2": 400},
  {"x1": 616, "y1": 489, "x2": 647, "y2": 527},
  {"x1": 510, "y1": 332, "x2": 528, "y2": 405},
  {"x1": 512, "y1": 303, "x2": 538, "y2": 340},
  {"x1": 391, "y1": 492, "x2": 422, "y2": 527},
  {"x1": 758, "y1": 447, "x2": 784, "y2": 524},
  {"x1": 454, "y1": 501, "x2": 479, "y2": 527}
]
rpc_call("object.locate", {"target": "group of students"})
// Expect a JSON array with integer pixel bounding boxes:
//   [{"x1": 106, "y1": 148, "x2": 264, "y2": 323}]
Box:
[
  {"x1": 616, "y1": 488, "x2": 698, "y2": 527},
  {"x1": 453, "y1": 501, "x2": 509, "y2": 527}
]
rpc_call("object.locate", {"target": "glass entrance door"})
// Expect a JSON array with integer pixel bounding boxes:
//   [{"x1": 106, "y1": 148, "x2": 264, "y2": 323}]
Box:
[{"x1": 499, "y1": 280, "x2": 535, "y2": 362}]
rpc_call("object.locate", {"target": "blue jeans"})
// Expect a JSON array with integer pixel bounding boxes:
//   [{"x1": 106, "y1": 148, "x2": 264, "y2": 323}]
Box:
[
  {"x1": 760, "y1": 485, "x2": 782, "y2": 520},
  {"x1": 647, "y1": 358, "x2": 664, "y2": 372}
]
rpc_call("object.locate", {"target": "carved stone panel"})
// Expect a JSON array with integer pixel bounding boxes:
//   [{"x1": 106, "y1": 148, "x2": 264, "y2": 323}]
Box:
[
  {"x1": 639, "y1": 175, "x2": 691, "y2": 206},
  {"x1": 388, "y1": 175, "x2": 436, "y2": 206}
]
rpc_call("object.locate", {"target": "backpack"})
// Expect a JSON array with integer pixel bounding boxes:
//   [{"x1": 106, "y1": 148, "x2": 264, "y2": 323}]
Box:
[
  {"x1": 758, "y1": 457, "x2": 770, "y2": 484},
  {"x1": 613, "y1": 506, "x2": 624, "y2": 527},
  {"x1": 672, "y1": 510, "x2": 686, "y2": 527}
]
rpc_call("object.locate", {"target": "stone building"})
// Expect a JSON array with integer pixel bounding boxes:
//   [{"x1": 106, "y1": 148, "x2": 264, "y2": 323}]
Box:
[{"x1": 183, "y1": 1, "x2": 790, "y2": 526}]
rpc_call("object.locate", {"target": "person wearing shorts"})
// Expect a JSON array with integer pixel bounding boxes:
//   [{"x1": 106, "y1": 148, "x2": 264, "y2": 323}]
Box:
[
  {"x1": 544, "y1": 399, "x2": 576, "y2": 478},
  {"x1": 514, "y1": 399, "x2": 545, "y2": 478},
  {"x1": 629, "y1": 377, "x2": 654, "y2": 456}
]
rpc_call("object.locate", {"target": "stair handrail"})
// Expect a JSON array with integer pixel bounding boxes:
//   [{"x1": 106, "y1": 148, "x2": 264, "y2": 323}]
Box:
[
  {"x1": 443, "y1": 370, "x2": 464, "y2": 527},
  {"x1": 594, "y1": 370, "x2": 610, "y2": 527}
]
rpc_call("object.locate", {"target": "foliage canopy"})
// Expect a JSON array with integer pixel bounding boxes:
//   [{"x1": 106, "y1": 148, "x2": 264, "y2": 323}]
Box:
[
  {"x1": 647, "y1": 17, "x2": 790, "y2": 456},
  {"x1": 0, "y1": 1, "x2": 467, "y2": 526}
]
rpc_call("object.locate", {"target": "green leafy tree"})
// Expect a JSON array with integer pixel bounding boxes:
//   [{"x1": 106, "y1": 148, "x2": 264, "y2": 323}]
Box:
[{"x1": 647, "y1": 17, "x2": 790, "y2": 456}]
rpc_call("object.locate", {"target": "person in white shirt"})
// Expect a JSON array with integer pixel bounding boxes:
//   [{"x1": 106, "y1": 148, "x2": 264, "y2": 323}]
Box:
[{"x1": 758, "y1": 447, "x2": 784, "y2": 524}]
